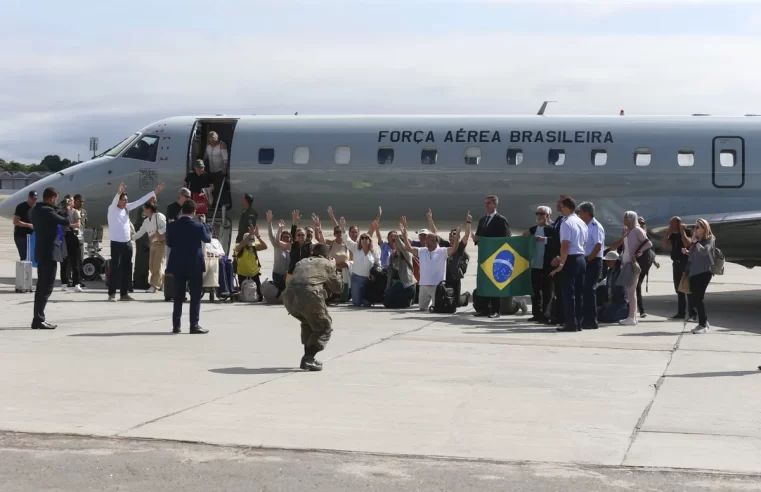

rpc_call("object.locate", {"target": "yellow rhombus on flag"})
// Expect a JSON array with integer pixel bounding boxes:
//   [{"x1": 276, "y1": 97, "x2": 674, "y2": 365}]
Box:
[{"x1": 477, "y1": 238, "x2": 533, "y2": 296}]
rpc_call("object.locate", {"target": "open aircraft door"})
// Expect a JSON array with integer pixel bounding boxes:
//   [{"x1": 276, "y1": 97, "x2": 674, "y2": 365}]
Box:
[{"x1": 712, "y1": 136, "x2": 745, "y2": 188}]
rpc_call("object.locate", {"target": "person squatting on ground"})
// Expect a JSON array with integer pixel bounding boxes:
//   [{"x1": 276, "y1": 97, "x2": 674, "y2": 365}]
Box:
[{"x1": 282, "y1": 243, "x2": 343, "y2": 372}]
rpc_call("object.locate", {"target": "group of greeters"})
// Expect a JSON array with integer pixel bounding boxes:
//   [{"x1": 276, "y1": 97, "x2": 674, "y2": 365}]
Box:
[{"x1": 525, "y1": 195, "x2": 719, "y2": 335}]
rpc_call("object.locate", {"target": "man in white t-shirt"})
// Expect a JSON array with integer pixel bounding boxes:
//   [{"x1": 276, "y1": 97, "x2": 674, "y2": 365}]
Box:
[{"x1": 401, "y1": 222, "x2": 461, "y2": 311}]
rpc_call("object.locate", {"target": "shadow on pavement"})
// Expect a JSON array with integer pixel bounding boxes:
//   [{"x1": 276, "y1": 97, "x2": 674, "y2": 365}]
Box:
[
  {"x1": 69, "y1": 332, "x2": 177, "y2": 337},
  {"x1": 209, "y1": 367, "x2": 301, "y2": 375}
]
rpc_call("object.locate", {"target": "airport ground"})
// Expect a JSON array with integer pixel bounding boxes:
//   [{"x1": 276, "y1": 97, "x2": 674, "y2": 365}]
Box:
[{"x1": 0, "y1": 218, "x2": 760, "y2": 491}]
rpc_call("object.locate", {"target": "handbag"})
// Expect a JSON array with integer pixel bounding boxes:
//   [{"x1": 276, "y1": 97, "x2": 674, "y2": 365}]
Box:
[
  {"x1": 615, "y1": 262, "x2": 634, "y2": 287},
  {"x1": 677, "y1": 273, "x2": 691, "y2": 294}
]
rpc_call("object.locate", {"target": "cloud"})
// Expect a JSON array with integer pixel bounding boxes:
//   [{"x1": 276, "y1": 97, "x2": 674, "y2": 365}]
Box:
[{"x1": 1, "y1": 29, "x2": 761, "y2": 162}]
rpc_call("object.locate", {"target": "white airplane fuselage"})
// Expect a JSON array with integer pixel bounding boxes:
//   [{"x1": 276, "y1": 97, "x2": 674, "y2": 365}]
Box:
[{"x1": 2, "y1": 114, "x2": 759, "y2": 266}]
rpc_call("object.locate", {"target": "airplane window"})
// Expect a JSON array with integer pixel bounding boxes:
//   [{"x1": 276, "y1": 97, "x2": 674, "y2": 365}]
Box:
[
  {"x1": 334, "y1": 146, "x2": 351, "y2": 164},
  {"x1": 421, "y1": 148, "x2": 437, "y2": 165},
  {"x1": 634, "y1": 148, "x2": 651, "y2": 166},
  {"x1": 678, "y1": 150, "x2": 695, "y2": 167},
  {"x1": 293, "y1": 147, "x2": 310, "y2": 165},
  {"x1": 464, "y1": 147, "x2": 481, "y2": 165},
  {"x1": 548, "y1": 149, "x2": 565, "y2": 166},
  {"x1": 592, "y1": 149, "x2": 607, "y2": 166},
  {"x1": 720, "y1": 150, "x2": 736, "y2": 167},
  {"x1": 122, "y1": 135, "x2": 159, "y2": 162},
  {"x1": 259, "y1": 148, "x2": 275, "y2": 165},
  {"x1": 507, "y1": 148, "x2": 523, "y2": 166},
  {"x1": 378, "y1": 148, "x2": 394, "y2": 165},
  {"x1": 105, "y1": 134, "x2": 140, "y2": 157}
]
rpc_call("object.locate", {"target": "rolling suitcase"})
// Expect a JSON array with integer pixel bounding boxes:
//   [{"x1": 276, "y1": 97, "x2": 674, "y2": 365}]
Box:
[{"x1": 15, "y1": 236, "x2": 33, "y2": 293}]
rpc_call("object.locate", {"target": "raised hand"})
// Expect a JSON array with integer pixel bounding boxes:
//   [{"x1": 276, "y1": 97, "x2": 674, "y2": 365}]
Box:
[
  {"x1": 339, "y1": 216, "x2": 346, "y2": 228},
  {"x1": 292, "y1": 209, "x2": 301, "y2": 224},
  {"x1": 426, "y1": 208, "x2": 433, "y2": 220},
  {"x1": 377, "y1": 206, "x2": 383, "y2": 218},
  {"x1": 118, "y1": 183, "x2": 126, "y2": 194},
  {"x1": 254, "y1": 225, "x2": 260, "y2": 237},
  {"x1": 248, "y1": 224, "x2": 255, "y2": 235},
  {"x1": 400, "y1": 216, "x2": 408, "y2": 229},
  {"x1": 277, "y1": 219, "x2": 285, "y2": 229},
  {"x1": 465, "y1": 210, "x2": 472, "y2": 223},
  {"x1": 266, "y1": 210, "x2": 273, "y2": 223},
  {"x1": 400, "y1": 224, "x2": 408, "y2": 236},
  {"x1": 327, "y1": 206, "x2": 335, "y2": 217},
  {"x1": 371, "y1": 219, "x2": 379, "y2": 231},
  {"x1": 154, "y1": 183, "x2": 165, "y2": 195},
  {"x1": 312, "y1": 213, "x2": 321, "y2": 226}
]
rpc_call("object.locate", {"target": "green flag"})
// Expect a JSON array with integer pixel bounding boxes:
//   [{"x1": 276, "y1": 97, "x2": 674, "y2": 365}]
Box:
[{"x1": 476, "y1": 236, "x2": 534, "y2": 297}]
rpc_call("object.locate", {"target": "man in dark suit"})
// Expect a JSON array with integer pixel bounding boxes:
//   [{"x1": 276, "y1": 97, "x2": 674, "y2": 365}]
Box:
[
  {"x1": 548, "y1": 195, "x2": 568, "y2": 326},
  {"x1": 473, "y1": 194, "x2": 511, "y2": 318},
  {"x1": 524, "y1": 206, "x2": 555, "y2": 322},
  {"x1": 31, "y1": 187, "x2": 70, "y2": 330},
  {"x1": 166, "y1": 200, "x2": 211, "y2": 334}
]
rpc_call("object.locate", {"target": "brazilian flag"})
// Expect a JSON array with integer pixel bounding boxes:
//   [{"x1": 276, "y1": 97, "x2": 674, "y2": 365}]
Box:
[{"x1": 477, "y1": 237, "x2": 534, "y2": 297}]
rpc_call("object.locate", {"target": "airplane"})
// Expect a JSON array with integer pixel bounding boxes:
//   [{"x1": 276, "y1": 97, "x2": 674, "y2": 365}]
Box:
[{"x1": 2, "y1": 113, "x2": 760, "y2": 280}]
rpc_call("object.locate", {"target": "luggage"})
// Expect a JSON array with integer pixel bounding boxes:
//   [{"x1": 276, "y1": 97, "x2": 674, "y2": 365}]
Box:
[
  {"x1": 239, "y1": 277, "x2": 259, "y2": 302},
  {"x1": 192, "y1": 192, "x2": 209, "y2": 215},
  {"x1": 217, "y1": 256, "x2": 235, "y2": 297},
  {"x1": 15, "y1": 236, "x2": 33, "y2": 293},
  {"x1": 430, "y1": 281, "x2": 456, "y2": 314},
  {"x1": 365, "y1": 266, "x2": 387, "y2": 305},
  {"x1": 203, "y1": 257, "x2": 219, "y2": 288},
  {"x1": 164, "y1": 272, "x2": 175, "y2": 301},
  {"x1": 261, "y1": 279, "x2": 284, "y2": 304}
]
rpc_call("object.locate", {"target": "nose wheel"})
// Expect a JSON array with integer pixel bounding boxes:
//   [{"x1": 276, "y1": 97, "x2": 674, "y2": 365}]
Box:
[{"x1": 82, "y1": 257, "x2": 105, "y2": 281}]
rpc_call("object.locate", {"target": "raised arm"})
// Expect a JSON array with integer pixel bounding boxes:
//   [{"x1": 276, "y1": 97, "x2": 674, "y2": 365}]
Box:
[
  {"x1": 127, "y1": 184, "x2": 164, "y2": 212},
  {"x1": 461, "y1": 210, "x2": 473, "y2": 246},
  {"x1": 312, "y1": 214, "x2": 325, "y2": 244},
  {"x1": 327, "y1": 206, "x2": 339, "y2": 228},
  {"x1": 426, "y1": 208, "x2": 438, "y2": 234},
  {"x1": 253, "y1": 226, "x2": 268, "y2": 251},
  {"x1": 447, "y1": 225, "x2": 462, "y2": 256},
  {"x1": 400, "y1": 223, "x2": 420, "y2": 257},
  {"x1": 273, "y1": 219, "x2": 291, "y2": 251},
  {"x1": 111, "y1": 183, "x2": 125, "y2": 207}
]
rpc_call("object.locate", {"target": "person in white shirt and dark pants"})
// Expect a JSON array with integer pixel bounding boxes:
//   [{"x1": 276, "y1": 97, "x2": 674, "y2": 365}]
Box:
[
  {"x1": 577, "y1": 202, "x2": 605, "y2": 329},
  {"x1": 132, "y1": 202, "x2": 168, "y2": 294},
  {"x1": 107, "y1": 183, "x2": 164, "y2": 302},
  {"x1": 551, "y1": 197, "x2": 588, "y2": 332}
]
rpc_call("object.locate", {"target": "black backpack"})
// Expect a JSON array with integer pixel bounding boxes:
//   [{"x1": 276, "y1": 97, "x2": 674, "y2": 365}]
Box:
[
  {"x1": 431, "y1": 281, "x2": 457, "y2": 314},
  {"x1": 365, "y1": 266, "x2": 388, "y2": 305}
]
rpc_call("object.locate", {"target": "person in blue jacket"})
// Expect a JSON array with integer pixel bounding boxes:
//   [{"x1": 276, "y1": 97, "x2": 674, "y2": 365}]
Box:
[{"x1": 166, "y1": 200, "x2": 211, "y2": 334}]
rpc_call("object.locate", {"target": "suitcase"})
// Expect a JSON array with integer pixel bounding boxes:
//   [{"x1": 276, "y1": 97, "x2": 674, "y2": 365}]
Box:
[
  {"x1": 15, "y1": 236, "x2": 33, "y2": 293},
  {"x1": 203, "y1": 257, "x2": 219, "y2": 288},
  {"x1": 192, "y1": 192, "x2": 209, "y2": 215}
]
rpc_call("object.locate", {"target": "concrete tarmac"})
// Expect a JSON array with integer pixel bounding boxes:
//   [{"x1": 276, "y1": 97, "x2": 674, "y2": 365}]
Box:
[{"x1": 1, "y1": 219, "x2": 760, "y2": 490}]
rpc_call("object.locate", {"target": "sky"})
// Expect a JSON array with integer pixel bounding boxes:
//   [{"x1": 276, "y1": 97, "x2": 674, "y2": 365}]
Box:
[{"x1": 3, "y1": 0, "x2": 761, "y2": 163}]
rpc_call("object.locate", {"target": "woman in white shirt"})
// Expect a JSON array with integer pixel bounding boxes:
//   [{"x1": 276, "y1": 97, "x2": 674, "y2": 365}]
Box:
[
  {"x1": 616, "y1": 211, "x2": 652, "y2": 326},
  {"x1": 345, "y1": 226, "x2": 381, "y2": 307}
]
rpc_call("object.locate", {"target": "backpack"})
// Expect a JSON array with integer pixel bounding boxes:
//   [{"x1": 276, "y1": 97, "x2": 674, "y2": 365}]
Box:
[
  {"x1": 261, "y1": 279, "x2": 284, "y2": 304},
  {"x1": 710, "y1": 247, "x2": 725, "y2": 275},
  {"x1": 365, "y1": 266, "x2": 387, "y2": 305},
  {"x1": 430, "y1": 281, "x2": 456, "y2": 314},
  {"x1": 239, "y1": 277, "x2": 259, "y2": 302}
]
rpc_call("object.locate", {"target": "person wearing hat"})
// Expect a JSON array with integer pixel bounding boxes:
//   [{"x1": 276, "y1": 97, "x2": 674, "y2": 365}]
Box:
[
  {"x1": 13, "y1": 190, "x2": 38, "y2": 260},
  {"x1": 236, "y1": 193, "x2": 258, "y2": 243},
  {"x1": 184, "y1": 160, "x2": 212, "y2": 195},
  {"x1": 597, "y1": 250, "x2": 629, "y2": 324}
]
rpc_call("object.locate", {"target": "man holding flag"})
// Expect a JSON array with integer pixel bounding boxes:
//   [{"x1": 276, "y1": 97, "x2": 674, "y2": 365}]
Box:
[
  {"x1": 475, "y1": 195, "x2": 536, "y2": 316},
  {"x1": 473, "y1": 195, "x2": 512, "y2": 318}
]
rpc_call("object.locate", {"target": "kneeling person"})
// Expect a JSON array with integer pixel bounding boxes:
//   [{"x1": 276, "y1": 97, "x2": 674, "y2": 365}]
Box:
[{"x1": 283, "y1": 244, "x2": 343, "y2": 372}]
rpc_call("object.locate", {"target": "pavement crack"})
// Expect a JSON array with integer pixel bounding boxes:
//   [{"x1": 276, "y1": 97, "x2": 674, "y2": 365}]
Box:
[{"x1": 621, "y1": 322, "x2": 687, "y2": 464}]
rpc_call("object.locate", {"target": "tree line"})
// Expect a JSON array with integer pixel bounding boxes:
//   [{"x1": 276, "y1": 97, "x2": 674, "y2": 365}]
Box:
[{"x1": 0, "y1": 155, "x2": 82, "y2": 174}]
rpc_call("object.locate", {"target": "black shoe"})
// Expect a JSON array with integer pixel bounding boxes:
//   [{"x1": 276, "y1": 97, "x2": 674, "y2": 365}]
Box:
[
  {"x1": 488, "y1": 313, "x2": 501, "y2": 319},
  {"x1": 301, "y1": 359, "x2": 323, "y2": 371},
  {"x1": 639, "y1": 312, "x2": 647, "y2": 319},
  {"x1": 582, "y1": 324, "x2": 599, "y2": 330},
  {"x1": 31, "y1": 321, "x2": 57, "y2": 330},
  {"x1": 670, "y1": 313, "x2": 686, "y2": 320},
  {"x1": 190, "y1": 326, "x2": 208, "y2": 334},
  {"x1": 473, "y1": 312, "x2": 488, "y2": 317},
  {"x1": 556, "y1": 326, "x2": 578, "y2": 333},
  {"x1": 172, "y1": 327, "x2": 181, "y2": 334},
  {"x1": 687, "y1": 314, "x2": 698, "y2": 322},
  {"x1": 527, "y1": 316, "x2": 543, "y2": 322}
]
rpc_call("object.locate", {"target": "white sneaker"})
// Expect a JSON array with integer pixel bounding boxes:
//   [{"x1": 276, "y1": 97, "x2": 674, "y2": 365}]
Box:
[
  {"x1": 61, "y1": 286, "x2": 68, "y2": 292},
  {"x1": 619, "y1": 317, "x2": 637, "y2": 326},
  {"x1": 146, "y1": 287, "x2": 156, "y2": 294},
  {"x1": 74, "y1": 285, "x2": 83, "y2": 293},
  {"x1": 692, "y1": 325, "x2": 709, "y2": 334}
]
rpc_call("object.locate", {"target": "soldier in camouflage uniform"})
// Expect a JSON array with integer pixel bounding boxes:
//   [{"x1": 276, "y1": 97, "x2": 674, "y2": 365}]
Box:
[{"x1": 283, "y1": 243, "x2": 343, "y2": 371}]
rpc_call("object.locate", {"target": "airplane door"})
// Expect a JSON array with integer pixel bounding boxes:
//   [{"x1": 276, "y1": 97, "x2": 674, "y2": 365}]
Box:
[{"x1": 712, "y1": 136, "x2": 744, "y2": 188}]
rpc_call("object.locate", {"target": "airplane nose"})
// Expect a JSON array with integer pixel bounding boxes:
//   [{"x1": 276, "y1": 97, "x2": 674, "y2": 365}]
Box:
[{"x1": 0, "y1": 192, "x2": 18, "y2": 219}]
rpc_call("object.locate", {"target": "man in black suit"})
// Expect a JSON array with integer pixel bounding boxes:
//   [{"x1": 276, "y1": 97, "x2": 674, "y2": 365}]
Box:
[
  {"x1": 31, "y1": 187, "x2": 71, "y2": 330},
  {"x1": 548, "y1": 195, "x2": 568, "y2": 326},
  {"x1": 473, "y1": 194, "x2": 511, "y2": 319},
  {"x1": 524, "y1": 206, "x2": 555, "y2": 322}
]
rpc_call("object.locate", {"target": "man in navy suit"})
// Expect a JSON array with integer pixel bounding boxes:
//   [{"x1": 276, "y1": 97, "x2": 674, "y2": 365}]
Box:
[
  {"x1": 166, "y1": 200, "x2": 211, "y2": 334},
  {"x1": 473, "y1": 194, "x2": 511, "y2": 318}
]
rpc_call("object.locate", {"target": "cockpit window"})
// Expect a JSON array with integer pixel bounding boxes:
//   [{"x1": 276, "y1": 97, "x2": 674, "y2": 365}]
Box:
[
  {"x1": 104, "y1": 134, "x2": 140, "y2": 157},
  {"x1": 122, "y1": 135, "x2": 160, "y2": 162}
]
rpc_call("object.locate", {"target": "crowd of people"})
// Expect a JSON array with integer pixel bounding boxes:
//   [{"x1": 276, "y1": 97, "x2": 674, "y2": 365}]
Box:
[{"x1": 13, "y1": 186, "x2": 722, "y2": 368}]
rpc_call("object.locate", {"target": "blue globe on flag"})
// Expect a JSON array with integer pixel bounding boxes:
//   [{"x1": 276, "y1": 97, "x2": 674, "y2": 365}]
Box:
[{"x1": 492, "y1": 249, "x2": 515, "y2": 283}]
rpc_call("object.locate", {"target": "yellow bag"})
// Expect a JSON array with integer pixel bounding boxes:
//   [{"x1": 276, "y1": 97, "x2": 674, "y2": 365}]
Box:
[{"x1": 236, "y1": 243, "x2": 260, "y2": 277}]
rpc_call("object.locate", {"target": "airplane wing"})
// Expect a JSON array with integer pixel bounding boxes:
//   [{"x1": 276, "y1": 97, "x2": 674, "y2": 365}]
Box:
[{"x1": 649, "y1": 211, "x2": 761, "y2": 268}]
